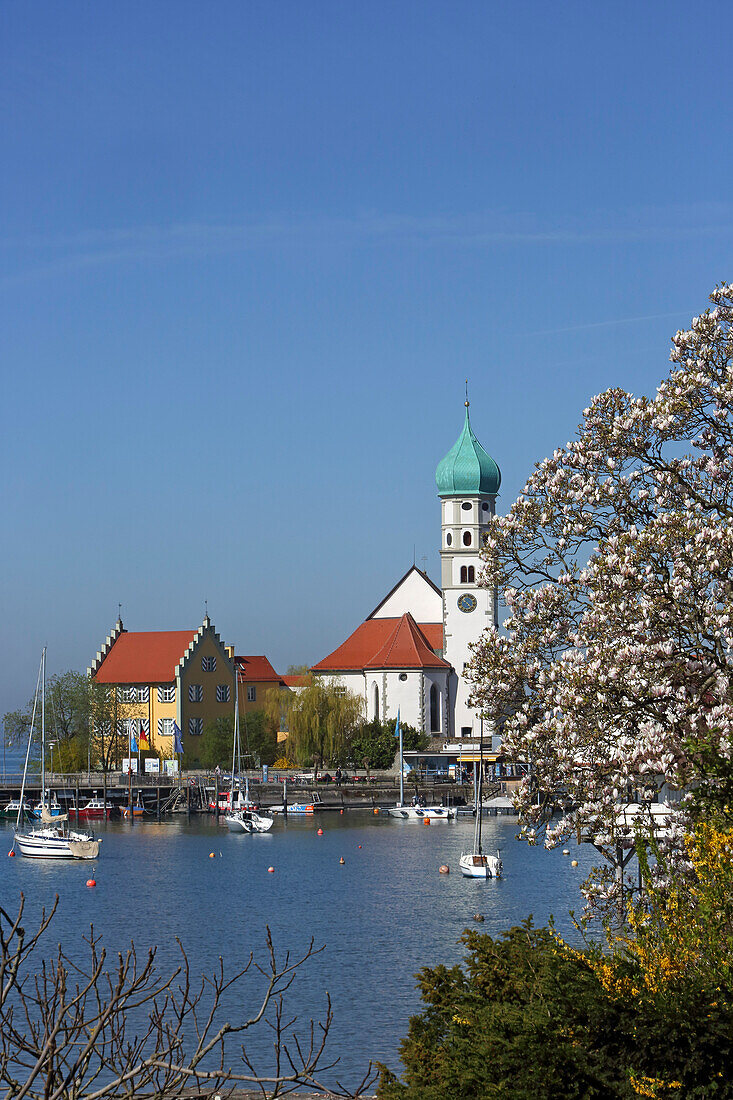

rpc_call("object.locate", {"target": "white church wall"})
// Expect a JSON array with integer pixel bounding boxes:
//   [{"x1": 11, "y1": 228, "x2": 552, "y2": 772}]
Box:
[{"x1": 370, "y1": 569, "x2": 442, "y2": 622}]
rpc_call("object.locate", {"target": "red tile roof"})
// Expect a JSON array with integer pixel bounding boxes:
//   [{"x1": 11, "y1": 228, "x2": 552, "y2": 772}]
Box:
[
  {"x1": 235, "y1": 655, "x2": 283, "y2": 683},
  {"x1": 282, "y1": 674, "x2": 308, "y2": 688},
  {"x1": 312, "y1": 616, "x2": 447, "y2": 672},
  {"x1": 365, "y1": 613, "x2": 450, "y2": 670},
  {"x1": 94, "y1": 631, "x2": 196, "y2": 683}
]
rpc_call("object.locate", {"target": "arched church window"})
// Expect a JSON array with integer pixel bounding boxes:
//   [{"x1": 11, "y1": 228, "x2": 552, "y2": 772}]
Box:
[
  {"x1": 460, "y1": 566, "x2": 468, "y2": 583},
  {"x1": 430, "y1": 684, "x2": 439, "y2": 732},
  {"x1": 467, "y1": 565, "x2": 475, "y2": 583},
  {"x1": 463, "y1": 531, "x2": 472, "y2": 546},
  {"x1": 373, "y1": 683, "x2": 380, "y2": 720},
  {"x1": 446, "y1": 533, "x2": 452, "y2": 546}
]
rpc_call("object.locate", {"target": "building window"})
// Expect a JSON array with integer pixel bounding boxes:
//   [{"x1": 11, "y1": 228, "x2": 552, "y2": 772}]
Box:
[
  {"x1": 158, "y1": 717, "x2": 174, "y2": 738},
  {"x1": 189, "y1": 684, "x2": 203, "y2": 702},
  {"x1": 398, "y1": 672, "x2": 407, "y2": 681},
  {"x1": 188, "y1": 717, "x2": 203, "y2": 736},
  {"x1": 373, "y1": 683, "x2": 379, "y2": 719},
  {"x1": 446, "y1": 533, "x2": 452, "y2": 546},
  {"x1": 461, "y1": 501, "x2": 472, "y2": 511},
  {"x1": 158, "y1": 684, "x2": 175, "y2": 703},
  {"x1": 482, "y1": 501, "x2": 490, "y2": 512},
  {"x1": 461, "y1": 726, "x2": 472, "y2": 737},
  {"x1": 217, "y1": 684, "x2": 230, "y2": 703},
  {"x1": 460, "y1": 565, "x2": 475, "y2": 583},
  {"x1": 246, "y1": 686, "x2": 256, "y2": 703},
  {"x1": 121, "y1": 686, "x2": 136, "y2": 703},
  {"x1": 462, "y1": 531, "x2": 472, "y2": 546},
  {"x1": 202, "y1": 655, "x2": 216, "y2": 672},
  {"x1": 430, "y1": 684, "x2": 439, "y2": 732},
  {"x1": 138, "y1": 686, "x2": 149, "y2": 704}
]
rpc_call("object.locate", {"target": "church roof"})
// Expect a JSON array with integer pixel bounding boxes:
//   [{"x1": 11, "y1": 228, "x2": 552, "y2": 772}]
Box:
[
  {"x1": 364, "y1": 613, "x2": 451, "y2": 670},
  {"x1": 435, "y1": 404, "x2": 501, "y2": 498},
  {"x1": 311, "y1": 617, "x2": 444, "y2": 673},
  {"x1": 93, "y1": 630, "x2": 197, "y2": 683}
]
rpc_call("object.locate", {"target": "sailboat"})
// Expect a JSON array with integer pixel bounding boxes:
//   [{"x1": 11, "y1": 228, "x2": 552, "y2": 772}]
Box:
[
  {"x1": 13, "y1": 650, "x2": 102, "y2": 861},
  {"x1": 388, "y1": 710, "x2": 455, "y2": 821},
  {"x1": 459, "y1": 720, "x2": 501, "y2": 878},
  {"x1": 224, "y1": 672, "x2": 273, "y2": 834}
]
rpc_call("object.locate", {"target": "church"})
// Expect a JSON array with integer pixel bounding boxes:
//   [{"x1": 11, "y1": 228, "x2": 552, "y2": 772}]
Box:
[{"x1": 311, "y1": 400, "x2": 501, "y2": 747}]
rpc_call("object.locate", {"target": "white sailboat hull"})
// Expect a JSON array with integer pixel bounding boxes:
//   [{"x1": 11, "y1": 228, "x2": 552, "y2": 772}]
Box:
[
  {"x1": 15, "y1": 828, "x2": 101, "y2": 860},
  {"x1": 459, "y1": 852, "x2": 502, "y2": 878},
  {"x1": 388, "y1": 805, "x2": 455, "y2": 821}
]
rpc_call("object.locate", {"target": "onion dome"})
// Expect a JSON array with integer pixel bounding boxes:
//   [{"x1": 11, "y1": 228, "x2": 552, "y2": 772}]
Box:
[{"x1": 435, "y1": 402, "x2": 501, "y2": 498}]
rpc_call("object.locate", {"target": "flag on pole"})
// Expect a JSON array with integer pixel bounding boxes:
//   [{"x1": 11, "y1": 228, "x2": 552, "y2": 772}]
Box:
[
  {"x1": 139, "y1": 721, "x2": 150, "y2": 749},
  {"x1": 173, "y1": 722, "x2": 184, "y2": 754},
  {"x1": 130, "y1": 730, "x2": 138, "y2": 754}
]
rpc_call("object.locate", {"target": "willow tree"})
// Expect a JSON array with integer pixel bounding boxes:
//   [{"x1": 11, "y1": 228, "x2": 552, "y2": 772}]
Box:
[{"x1": 282, "y1": 675, "x2": 364, "y2": 769}]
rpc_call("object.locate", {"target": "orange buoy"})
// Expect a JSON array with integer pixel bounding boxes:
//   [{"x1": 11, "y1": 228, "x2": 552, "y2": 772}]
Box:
[
  {"x1": 340, "y1": 808, "x2": 343, "y2": 814},
  {"x1": 8, "y1": 850, "x2": 15, "y2": 857},
  {"x1": 423, "y1": 817, "x2": 431, "y2": 825},
  {"x1": 439, "y1": 864, "x2": 450, "y2": 874},
  {"x1": 571, "y1": 860, "x2": 579, "y2": 867},
  {"x1": 86, "y1": 879, "x2": 96, "y2": 888},
  {"x1": 373, "y1": 807, "x2": 379, "y2": 815},
  {"x1": 339, "y1": 857, "x2": 345, "y2": 864},
  {"x1": 267, "y1": 866, "x2": 275, "y2": 873},
  {"x1": 358, "y1": 845, "x2": 362, "y2": 849},
  {"x1": 317, "y1": 828, "x2": 323, "y2": 836}
]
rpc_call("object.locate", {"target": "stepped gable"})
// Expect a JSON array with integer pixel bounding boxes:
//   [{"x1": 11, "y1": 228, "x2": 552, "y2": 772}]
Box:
[
  {"x1": 364, "y1": 612, "x2": 450, "y2": 670},
  {"x1": 93, "y1": 630, "x2": 196, "y2": 683},
  {"x1": 312, "y1": 617, "x2": 443, "y2": 673}
]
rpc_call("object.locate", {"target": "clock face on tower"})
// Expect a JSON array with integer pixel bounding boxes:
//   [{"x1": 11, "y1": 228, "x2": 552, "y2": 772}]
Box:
[{"x1": 457, "y1": 593, "x2": 477, "y2": 613}]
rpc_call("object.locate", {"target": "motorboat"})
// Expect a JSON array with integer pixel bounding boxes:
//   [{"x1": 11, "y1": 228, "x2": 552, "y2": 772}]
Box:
[
  {"x1": 72, "y1": 796, "x2": 111, "y2": 819},
  {"x1": 1, "y1": 798, "x2": 33, "y2": 820},
  {"x1": 31, "y1": 791, "x2": 63, "y2": 819}
]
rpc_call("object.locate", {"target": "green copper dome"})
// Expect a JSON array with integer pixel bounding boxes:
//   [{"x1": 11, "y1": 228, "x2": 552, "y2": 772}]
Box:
[{"x1": 435, "y1": 404, "x2": 501, "y2": 498}]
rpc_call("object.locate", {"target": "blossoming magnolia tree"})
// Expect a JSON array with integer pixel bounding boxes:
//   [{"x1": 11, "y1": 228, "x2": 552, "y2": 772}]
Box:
[{"x1": 468, "y1": 284, "x2": 733, "y2": 903}]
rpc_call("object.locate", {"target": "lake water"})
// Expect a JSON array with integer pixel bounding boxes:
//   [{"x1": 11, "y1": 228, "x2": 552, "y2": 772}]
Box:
[{"x1": 0, "y1": 811, "x2": 595, "y2": 1088}]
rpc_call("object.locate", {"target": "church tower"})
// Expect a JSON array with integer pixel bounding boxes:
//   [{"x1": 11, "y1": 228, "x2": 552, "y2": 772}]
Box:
[{"x1": 435, "y1": 399, "x2": 501, "y2": 739}]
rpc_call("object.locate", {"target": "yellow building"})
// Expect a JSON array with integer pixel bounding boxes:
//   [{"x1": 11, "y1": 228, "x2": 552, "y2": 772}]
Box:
[{"x1": 88, "y1": 616, "x2": 235, "y2": 763}]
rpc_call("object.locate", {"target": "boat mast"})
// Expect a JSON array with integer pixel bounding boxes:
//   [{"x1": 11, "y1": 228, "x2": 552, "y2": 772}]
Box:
[
  {"x1": 17, "y1": 653, "x2": 43, "y2": 829},
  {"x1": 477, "y1": 718, "x2": 484, "y2": 854},
  {"x1": 41, "y1": 647, "x2": 46, "y2": 805},
  {"x1": 397, "y1": 710, "x2": 404, "y2": 807},
  {"x1": 230, "y1": 665, "x2": 239, "y2": 807}
]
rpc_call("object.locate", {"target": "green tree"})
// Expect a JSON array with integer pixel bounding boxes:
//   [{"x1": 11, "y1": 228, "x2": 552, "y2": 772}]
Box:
[
  {"x1": 199, "y1": 717, "x2": 234, "y2": 769},
  {"x1": 241, "y1": 708, "x2": 278, "y2": 766},
  {"x1": 348, "y1": 719, "x2": 427, "y2": 771},
  {"x1": 3, "y1": 670, "x2": 133, "y2": 773},
  {"x1": 378, "y1": 919, "x2": 733, "y2": 1100},
  {"x1": 283, "y1": 675, "x2": 364, "y2": 768}
]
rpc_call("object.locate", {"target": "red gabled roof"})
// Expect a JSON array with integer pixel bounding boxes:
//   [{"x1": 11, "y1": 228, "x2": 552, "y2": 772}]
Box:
[
  {"x1": 365, "y1": 613, "x2": 450, "y2": 670},
  {"x1": 94, "y1": 631, "x2": 196, "y2": 684},
  {"x1": 311, "y1": 617, "x2": 446, "y2": 673},
  {"x1": 235, "y1": 655, "x2": 283, "y2": 683}
]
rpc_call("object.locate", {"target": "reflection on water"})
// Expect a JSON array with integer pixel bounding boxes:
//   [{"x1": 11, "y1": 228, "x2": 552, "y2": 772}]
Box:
[{"x1": 1, "y1": 812, "x2": 595, "y2": 1081}]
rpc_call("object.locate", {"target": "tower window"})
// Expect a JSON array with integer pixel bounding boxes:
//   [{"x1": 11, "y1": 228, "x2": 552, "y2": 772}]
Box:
[
  {"x1": 446, "y1": 533, "x2": 452, "y2": 546},
  {"x1": 461, "y1": 502, "x2": 472, "y2": 511},
  {"x1": 460, "y1": 566, "x2": 475, "y2": 583},
  {"x1": 481, "y1": 502, "x2": 490, "y2": 512},
  {"x1": 463, "y1": 531, "x2": 472, "y2": 546}
]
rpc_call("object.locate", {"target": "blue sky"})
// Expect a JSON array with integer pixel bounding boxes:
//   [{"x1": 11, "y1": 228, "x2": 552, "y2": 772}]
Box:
[{"x1": 1, "y1": 1, "x2": 731, "y2": 716}]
